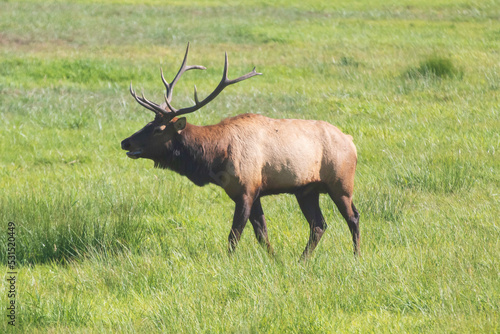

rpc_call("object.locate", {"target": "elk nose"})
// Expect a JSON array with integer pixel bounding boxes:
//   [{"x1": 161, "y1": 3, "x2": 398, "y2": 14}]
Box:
[{"x1": 121, "y1": 139, "x2": 131, "y2": 150}]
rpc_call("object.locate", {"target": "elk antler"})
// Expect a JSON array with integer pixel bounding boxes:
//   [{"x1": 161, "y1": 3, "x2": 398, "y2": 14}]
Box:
[
  {"x1": 130, "y1": 43, "x2": 261, "y2": 118},
  {"x1": 165, "y1": 51, "x2": 261, "y2": 117}
]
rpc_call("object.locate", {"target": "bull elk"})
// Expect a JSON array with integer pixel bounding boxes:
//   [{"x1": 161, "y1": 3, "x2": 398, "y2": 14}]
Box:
[{"x1": 121, "y1": 43, "x2": 360, "y2": 259}]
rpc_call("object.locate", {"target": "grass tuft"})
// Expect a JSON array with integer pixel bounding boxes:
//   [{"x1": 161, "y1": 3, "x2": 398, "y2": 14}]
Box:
[{"x1": 405, "y1": 55, "x2": 462, "y2": 79}]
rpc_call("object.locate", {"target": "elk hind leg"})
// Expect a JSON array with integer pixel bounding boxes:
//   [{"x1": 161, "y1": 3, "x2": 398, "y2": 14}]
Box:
[
  {"x1": 329, "y1": 192, "x2": 360, "y2": 256},
  {"x1": 296, "y1": 189, "x2": 327, "y2": 261}
]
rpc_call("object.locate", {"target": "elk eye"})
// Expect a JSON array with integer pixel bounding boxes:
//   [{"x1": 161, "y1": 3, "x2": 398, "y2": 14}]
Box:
[{"x1": 153, "y1": 125, "x2": 166, "y2": 135}]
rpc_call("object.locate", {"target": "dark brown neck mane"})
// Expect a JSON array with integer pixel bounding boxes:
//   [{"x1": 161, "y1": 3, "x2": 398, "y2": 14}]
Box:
[{"x1": 154, "y1": 123, "x2": 227, "y2": 187}]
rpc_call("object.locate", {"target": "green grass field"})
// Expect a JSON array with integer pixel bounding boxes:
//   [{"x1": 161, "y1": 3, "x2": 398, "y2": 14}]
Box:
[{"x1": 1, "y1": 0, "x2": 499, "y2": 332}]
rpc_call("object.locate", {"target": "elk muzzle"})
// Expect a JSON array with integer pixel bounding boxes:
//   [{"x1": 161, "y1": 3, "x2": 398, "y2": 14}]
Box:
[{"x1": 121, "y1": 138, "x2": 142, "y2": 159}]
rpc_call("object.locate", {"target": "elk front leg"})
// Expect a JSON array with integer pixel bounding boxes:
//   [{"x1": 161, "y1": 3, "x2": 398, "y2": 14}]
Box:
[
  {"x1": 228, "y1": 194, "x2": 253, "y2": 253},
  {"x1": 249, "y1": 197, "x2": 274, "y2": 255},
  {"x1": 296, "y1": 190, "x2": 327, "y2": 261}
]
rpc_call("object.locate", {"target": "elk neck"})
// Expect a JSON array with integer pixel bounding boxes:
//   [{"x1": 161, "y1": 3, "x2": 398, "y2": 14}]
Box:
[{"x1": 154, "y1": 121, "x2": 229, "y2": 187}]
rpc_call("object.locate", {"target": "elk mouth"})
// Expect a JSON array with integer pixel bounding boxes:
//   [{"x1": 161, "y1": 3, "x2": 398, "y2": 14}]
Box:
[{"x1": 126, "y1": 150, "x2": 142, "y2": 159}]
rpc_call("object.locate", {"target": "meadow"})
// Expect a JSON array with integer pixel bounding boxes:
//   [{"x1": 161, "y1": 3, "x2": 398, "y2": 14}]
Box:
[{"x1": 0, "y1": 0, "x2": 499, "y2": 332}]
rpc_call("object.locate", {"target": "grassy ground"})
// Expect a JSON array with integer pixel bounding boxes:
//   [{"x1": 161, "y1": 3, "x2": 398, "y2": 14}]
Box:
[{"x1": 1, "y1": 0, "x2": 499, "y2": 332}]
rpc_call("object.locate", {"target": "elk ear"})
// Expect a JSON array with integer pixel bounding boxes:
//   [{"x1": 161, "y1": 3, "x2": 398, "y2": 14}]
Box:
[{"x1": 174, "y1": 117, "x2": 186, "y2": 131}]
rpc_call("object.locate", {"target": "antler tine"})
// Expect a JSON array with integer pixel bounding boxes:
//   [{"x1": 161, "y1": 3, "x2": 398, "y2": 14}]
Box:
[
  {"x1": 168, "y1": 51, "x2": 262, "y2": 117},
  {"x1": 140, "y1": 92, "x2": 163, "y2": 110},
  {"x1": 193, "y1": 85, "x2": 200, "y2": 105},
  {"x1": 221, "y1": 52, "x2": 260, "y2": 85},
  {"x1": 130, "y1": 83, "x2": 168, "y2": 116},
  {"x1": 164, "y1": 42, "x2": 206, "y2": 102},
  {"x1": 160, "y1": 67, "x2": 170, "y2": 93}
]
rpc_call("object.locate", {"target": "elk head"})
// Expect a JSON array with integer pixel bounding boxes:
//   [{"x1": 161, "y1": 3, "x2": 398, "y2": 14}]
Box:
[{"x1": 121, "y1": 43, "x2": 261, "y2": 162}]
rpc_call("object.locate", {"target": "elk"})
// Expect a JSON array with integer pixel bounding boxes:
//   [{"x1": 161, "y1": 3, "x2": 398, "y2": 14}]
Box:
[{"x1": 121, "y1": 43, "x2": 360, "y2": 259}]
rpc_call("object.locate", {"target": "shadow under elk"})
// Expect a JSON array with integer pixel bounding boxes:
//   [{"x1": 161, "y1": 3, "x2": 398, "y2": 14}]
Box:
[{"x1": 121, "y1": 43, "x2": 360, "y2": 260}]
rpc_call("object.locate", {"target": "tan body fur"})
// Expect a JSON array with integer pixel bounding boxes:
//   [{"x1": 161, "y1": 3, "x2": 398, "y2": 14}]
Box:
[{"x1": 181, "y1": 114, "x2": 357, "y2": 200}]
